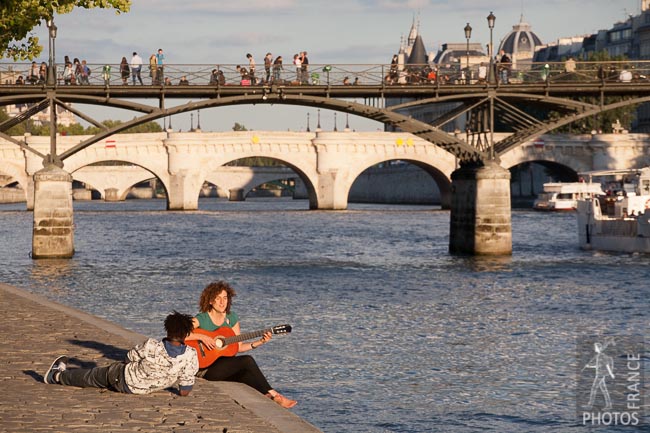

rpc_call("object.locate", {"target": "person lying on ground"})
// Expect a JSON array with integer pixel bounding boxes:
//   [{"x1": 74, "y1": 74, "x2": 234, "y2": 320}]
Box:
[{"x1": 44, "y1": 311, "x2": 198, "y2": 396}]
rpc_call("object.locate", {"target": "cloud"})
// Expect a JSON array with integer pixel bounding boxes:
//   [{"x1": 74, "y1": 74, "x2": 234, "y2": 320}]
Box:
[{"x1": 134, "y1": 0, "x2": 299, "y2": 14}]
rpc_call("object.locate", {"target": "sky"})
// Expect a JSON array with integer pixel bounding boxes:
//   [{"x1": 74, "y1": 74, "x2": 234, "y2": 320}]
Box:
[{"x1": 15, "y1": 0, "x2": 642, "y2": 132}]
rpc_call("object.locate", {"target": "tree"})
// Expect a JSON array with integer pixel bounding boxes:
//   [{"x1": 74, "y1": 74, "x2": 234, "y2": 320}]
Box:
[
  {"x1": 1, "y1": 1, "x2": 131, "y2": 60},
  {"x1": 558, "y1": 51, "x2": 637, "y2": 133},
  {"x1": 0, "y1": 108, "x2": 162, "y2": 135},
  {"x1": 84, "y1": 119, "x2": 163, "y2": 135}
]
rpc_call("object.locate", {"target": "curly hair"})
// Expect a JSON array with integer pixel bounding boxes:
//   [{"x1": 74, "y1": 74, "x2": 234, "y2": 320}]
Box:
[
  {"x1": 164, "y1": 311, "x2": 194, "y2": 341},
  {"x1": 198, "y1": 281, "x2": 236, "y2": 314}
]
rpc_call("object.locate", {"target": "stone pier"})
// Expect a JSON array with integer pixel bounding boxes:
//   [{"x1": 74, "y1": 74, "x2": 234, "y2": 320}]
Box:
[
  {"x1": 449, "y1": 162, "x2": 512, "y2": 255},
  {"x1": 32, "y1": 165, "x2": 75, "y2": 259},
  {"x1": 104, "y1": 187, "x2": 120, "y2": 201},
  {"x1": 229, "y1": 188, "x2": 245, "y2": 201}
]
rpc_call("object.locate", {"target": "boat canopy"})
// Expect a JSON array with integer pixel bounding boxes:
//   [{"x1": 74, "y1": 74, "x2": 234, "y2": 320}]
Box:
[{"x1": 541, "y1": 182, "x2": 604, "y2": 195}]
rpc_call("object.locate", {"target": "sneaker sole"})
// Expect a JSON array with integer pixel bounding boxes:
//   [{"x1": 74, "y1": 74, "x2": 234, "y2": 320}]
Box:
[{"x1": 44, "y1": 355, "x2": 68, "y2": 384}]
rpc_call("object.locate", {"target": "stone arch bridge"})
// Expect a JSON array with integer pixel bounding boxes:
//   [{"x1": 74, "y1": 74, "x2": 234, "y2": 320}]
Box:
[{"x1": 3, "y1": 130, "x2": 648, "y2": 208}]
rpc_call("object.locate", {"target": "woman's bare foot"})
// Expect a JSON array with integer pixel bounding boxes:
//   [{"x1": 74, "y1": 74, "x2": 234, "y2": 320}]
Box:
[{"x1": 266, "y1": 391, "x2": 297, "y2": 408}]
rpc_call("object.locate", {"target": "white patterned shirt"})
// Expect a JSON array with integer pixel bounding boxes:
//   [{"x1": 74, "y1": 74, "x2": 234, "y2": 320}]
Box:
[{"x1": 124, "y1": 338, "x2": 198, "y2": 395}]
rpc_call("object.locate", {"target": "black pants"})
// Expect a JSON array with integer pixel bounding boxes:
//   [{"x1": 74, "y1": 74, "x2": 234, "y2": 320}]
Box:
[
  {"x1": 59, "y1": 361, "x2": 130, "y2": 393},
  {"x1": 200, "y1": 355, "x2": 272, "y2": 394}
]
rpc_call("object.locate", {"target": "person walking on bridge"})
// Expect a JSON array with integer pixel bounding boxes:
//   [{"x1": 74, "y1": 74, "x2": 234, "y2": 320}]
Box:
[
  {"x1": 293, "y1": 54, "x2": 301, "y2": 84},
  {"x1": 131, "y1": 52, "x2": 143, "y2": 85},
  {"x1": 272, "y1": 56, "x2": 283, "y2": 83},
  {"x1": 264, "y1": 52, "x2": 273, "y2": 83},
  {"x1": 156, "y1": 48, "x2": 165, "y2": 85},
  {"x1": 247, "y1": 53, "x2": 256, "y2": 84},
  {"x1": 120, "y1": 57, "x2": 130, "y2": 85},
  {"x1": 300, "y1": 51, "x2": 309, "y2": 84},
  {"x1": 497, "y1": 50, "x2": 511, "y2": 84}
]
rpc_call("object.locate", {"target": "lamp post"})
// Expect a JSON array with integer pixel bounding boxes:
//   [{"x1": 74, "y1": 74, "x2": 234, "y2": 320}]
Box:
[
  {"x1": 464, "y1": 22, "x2": 472, "y2": 84},
  {"x1": 487, "y1": 11, "x2": 495, "y2": 84},
  {"x1": 487, "y1": 12, "x2": 496, "y2": 159},
  {"x1": 46, "y1": 17, "x2": 57, "y2": 86},
  {"x1": 322, "y1": 65, "x2": 332, "y2": 85}
]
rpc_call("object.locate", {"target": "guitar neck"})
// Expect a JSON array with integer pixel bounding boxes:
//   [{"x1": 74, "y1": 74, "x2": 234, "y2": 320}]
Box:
[{"x1": 222, "y1": 328, "x2": 269, "y2": 346}]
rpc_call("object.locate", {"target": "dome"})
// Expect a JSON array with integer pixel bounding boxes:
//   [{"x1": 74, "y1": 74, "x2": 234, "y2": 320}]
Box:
[{"x1": 498, "y1": 15, "x2": 542, "y2": 66}]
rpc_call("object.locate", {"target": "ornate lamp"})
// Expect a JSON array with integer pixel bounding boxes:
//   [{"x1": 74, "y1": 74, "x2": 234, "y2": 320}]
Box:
[
  {"x1": 487, "y1": 12, "x2": 496, "y2": 84},
  {"x1": 464, "y1": 22, "x2": 472, "y2": 83},
  {"x1": 46, "y1": 17, "x2": 58, "y2": 86}
]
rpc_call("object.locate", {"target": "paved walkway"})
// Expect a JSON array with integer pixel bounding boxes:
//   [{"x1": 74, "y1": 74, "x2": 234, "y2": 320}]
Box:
[{"x1": 0, "y1": 283, "x2": 321, "y2": 433}]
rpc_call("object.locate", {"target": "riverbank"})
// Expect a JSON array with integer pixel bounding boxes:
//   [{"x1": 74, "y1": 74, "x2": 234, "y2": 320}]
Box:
[{"x1": 0, "y1": 283, "x2": 321, "y2": 433}]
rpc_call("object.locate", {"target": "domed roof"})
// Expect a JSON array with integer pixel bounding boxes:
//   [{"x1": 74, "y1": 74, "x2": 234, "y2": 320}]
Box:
[{"x1": 498, "y1": 15, "x2": 542, "y2": 58}]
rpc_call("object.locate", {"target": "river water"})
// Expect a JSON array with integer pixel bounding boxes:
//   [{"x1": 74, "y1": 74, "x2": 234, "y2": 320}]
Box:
[{"x1": 0, "y1": 198, "x2": 648, "y2": 432}]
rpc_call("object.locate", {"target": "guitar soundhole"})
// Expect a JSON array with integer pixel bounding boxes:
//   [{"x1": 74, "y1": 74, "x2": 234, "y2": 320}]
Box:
[{"x1": 215, "y1": 338, "x2": 225, "y2": 349}]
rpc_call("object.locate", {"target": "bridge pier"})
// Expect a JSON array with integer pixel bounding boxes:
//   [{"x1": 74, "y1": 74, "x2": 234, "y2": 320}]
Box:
[
  {"x1": 229, "y1": 188, "x2": 245, "y2": 201},
  {"x1": 167, "y1": 171, "x2": 201, "y2": 210},
  {"x1": 104, "y1": 188, "x2": 121, "y2": 201},
  {"x1": 449, "y1": 162, "x2": 512, "y2": 255},
  {"x1": 32, "y1": 165, "x2": 75, "y2": 259},
  {"x1": 314, "y1": 170, "x2": 349, "y2": 210}
]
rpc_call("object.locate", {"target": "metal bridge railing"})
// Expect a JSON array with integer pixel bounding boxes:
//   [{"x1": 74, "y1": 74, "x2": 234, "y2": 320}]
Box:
[{"x1": 1, "y1": 61, "x2": 649, "y2": 87}]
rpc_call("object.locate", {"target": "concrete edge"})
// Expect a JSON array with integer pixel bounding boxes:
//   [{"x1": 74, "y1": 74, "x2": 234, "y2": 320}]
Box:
[
  {"x1": 0, "y1": 283, "x2": 322, "y2": 433},
  {"x1": 218, "y1": 381, "x2": 322, "y2": 433}
]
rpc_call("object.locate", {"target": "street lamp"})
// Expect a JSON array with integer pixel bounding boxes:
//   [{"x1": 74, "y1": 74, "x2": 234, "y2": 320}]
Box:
[
  {"x1": 46, "y1": 17, "x2": 57, "y2": 86},
  {"x1": 322, "y1": 65, "x2": 332, "y2": 85},
  {"x1": 487, "y1": 11, "x2": 495, "y2": 84},
  {"x1": 464, "y1": 22, "x2": 472, "y2": 84}
]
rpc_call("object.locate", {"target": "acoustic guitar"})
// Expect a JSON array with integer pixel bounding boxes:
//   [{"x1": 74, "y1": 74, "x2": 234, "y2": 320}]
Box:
[{"x1": 186, "y1": 324, "x2": 292, "y2": 368}]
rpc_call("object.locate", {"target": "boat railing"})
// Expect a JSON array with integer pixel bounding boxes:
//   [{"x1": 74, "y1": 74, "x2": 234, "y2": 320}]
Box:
[{"x1": 597, "y1": 219, "x2": 639, "y2": 236}]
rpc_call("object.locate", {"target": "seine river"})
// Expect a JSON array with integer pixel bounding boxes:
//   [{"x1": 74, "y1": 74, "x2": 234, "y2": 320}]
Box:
[{"x1": 0, "y1": 198, "x2": 648, "y2": 432}]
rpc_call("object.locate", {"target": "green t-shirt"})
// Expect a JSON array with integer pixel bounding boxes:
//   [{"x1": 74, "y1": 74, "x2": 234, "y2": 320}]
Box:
[{"x1": 195, "y1": 311, "x2": 239, "y2": 331}]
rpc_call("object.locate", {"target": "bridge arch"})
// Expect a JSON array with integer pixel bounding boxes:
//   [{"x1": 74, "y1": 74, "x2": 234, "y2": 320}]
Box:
[
  {"x1": 348, "y1": 159, "x2": 451, "y2": 207},
  {"x1": 0, "y1": 161, "x2": 31, "y2": 203},
  {"x1": 214, "y1": 156, "x2": 317, "y2": 208},
  {"x1": 70, "y1": 162, "x2": 166, "y2": 202}
]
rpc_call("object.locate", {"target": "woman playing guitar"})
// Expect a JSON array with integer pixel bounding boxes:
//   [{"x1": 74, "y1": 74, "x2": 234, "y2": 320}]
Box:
[{"x1": 186, "y1": 281, "x2": 297, "y2": 408}]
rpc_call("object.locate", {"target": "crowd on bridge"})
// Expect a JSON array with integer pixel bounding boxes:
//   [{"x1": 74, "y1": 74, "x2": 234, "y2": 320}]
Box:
[
  {"x1": 7, "y1": 49, "x2": 320, "y2": 87},
  {"x1": 3, "y1": 49, "x2": 649, "y2": 87}
]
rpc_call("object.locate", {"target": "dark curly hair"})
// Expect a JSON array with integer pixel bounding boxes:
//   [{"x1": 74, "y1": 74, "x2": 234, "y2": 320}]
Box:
[
  {"x1": 198, "y1": 281, "x2": 236, "y2": 314},
  {"x1": 164, "y1": 311, "x2": 194, "y2": 341}
]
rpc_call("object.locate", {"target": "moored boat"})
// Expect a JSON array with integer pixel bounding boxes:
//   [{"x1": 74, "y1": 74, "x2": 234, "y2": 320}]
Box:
[
  {"x1": 533, "y1": 182, "x2": 604, "y2": 211},
  {"x1": 577, "y1": 167, "x2": 650, "y2": 253}
]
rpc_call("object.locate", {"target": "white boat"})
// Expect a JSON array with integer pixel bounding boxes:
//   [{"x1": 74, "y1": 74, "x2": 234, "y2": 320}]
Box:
[
  {"x1": 533, "y1": 182, "x2": 604, "y2": 211},
  {"x1": 577, "y1": 167, "x2": 650, "y2": 253}
]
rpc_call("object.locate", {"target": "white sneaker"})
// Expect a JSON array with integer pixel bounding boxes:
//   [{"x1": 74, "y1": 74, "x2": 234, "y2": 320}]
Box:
[{"x1": 44, "y1": 355, "x2": 68, "y2": 384}]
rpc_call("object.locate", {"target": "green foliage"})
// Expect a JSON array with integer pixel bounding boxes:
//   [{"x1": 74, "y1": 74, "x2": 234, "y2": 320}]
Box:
[
  {"x1": 1, "y1": 0, "x2": 131, "y2": 60},
  {"x1": 232, "y1": 122, "x2": 248, "y2": 131},
  {"x1": 228, "y1": 157, "x2": 284, "y2": 167},
  {"x1": 547, "y1": 51, "x2": 637, "y2": 133},
  {"x1": 0, "y1": 108, "x2": 162, "y2": 135},
  {"x1": 85, "y1": 119, "x2": 163, "y2": 135}
]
